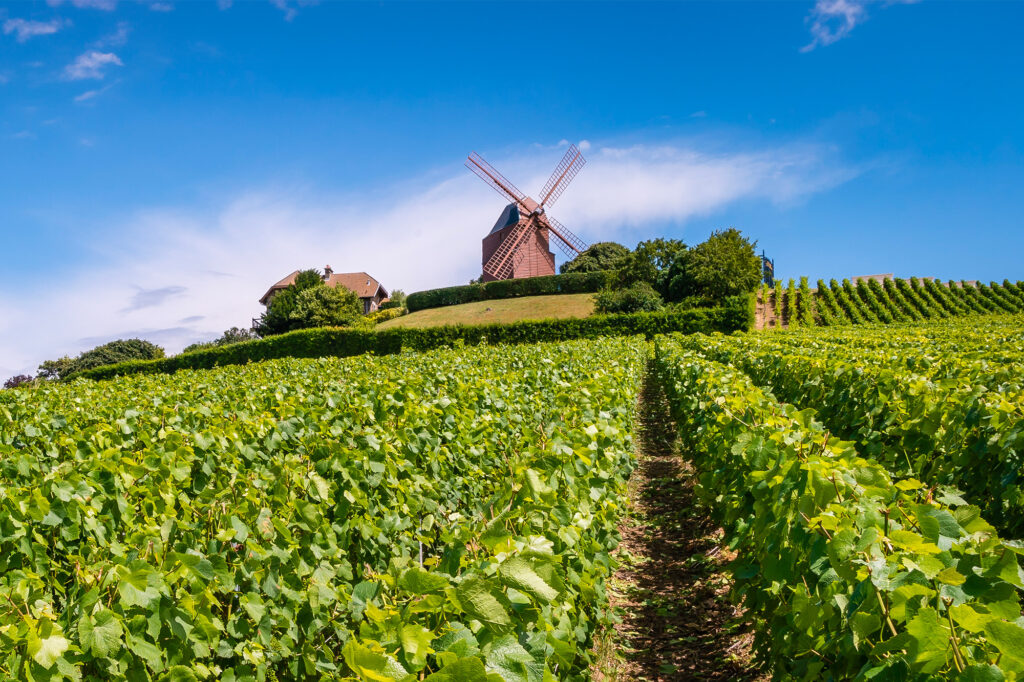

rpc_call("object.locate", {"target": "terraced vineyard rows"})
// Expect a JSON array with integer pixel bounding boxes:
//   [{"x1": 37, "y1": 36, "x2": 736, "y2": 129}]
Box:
[
  {"x1": 657, "y1": 323, "x2": 1024, "y2": 679},
  {"x1": 760, "y1": 278, "x2": 1024, "y2": 328},
  {"x1": 0, "y1": 338, "x2": 644, "y2": 680}
]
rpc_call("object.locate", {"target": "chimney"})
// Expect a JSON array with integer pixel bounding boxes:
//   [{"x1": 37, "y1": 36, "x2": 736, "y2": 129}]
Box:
[{"x1": 324, "y1": 265, "x2": 333, "y2": 280}]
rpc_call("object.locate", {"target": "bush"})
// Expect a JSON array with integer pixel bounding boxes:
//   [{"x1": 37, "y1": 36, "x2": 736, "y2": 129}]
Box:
[
  {"x1": 594, "y1": 281, "x2": 664, "y2": 314},
  {"x1": 39, "y1": 339, "x2": 165, "y2": 379},
  {"x1": 560, "y1": 242, "x2": 630, "y2": 274},
  {"x1": 666, "y1": 227, "x2": 760, "y2": 302},
  {"x1": 181, "y1": 327, "x2": 259, "y2": 355},
  {"x1": 406, "y1": 271, "x2": 616, "y2": 312},
  {"x1": 3, "y1": 375, "x2": 33, "y2": 389},
  {"x1": 365, "y1": 307, "x2": 406, "y2": 324},
  {"x1": 73, "y1": 295, "x2": 754, "y2": 382}
]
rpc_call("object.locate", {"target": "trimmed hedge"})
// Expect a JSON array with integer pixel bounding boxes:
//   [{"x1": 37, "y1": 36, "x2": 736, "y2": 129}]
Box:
[
  {"x1": 406, "y1": 270, "x2": 616, "y2": 312},
  {"x1": 73, "y1": 295, "x2": 753, "y2": 381}
]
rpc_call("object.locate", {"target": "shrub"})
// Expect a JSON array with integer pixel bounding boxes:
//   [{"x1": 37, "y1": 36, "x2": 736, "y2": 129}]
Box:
[
  {"x1": 181, "y1": 327, "x2": 259, "y2": 355},
  {"x1": 560, "y1": 242, "x2": 630, "y2": 274},
  {"x1": 666, "y1": 227, "x2": 760, "y2": 302},
  {"x1": 594, "y1": 281, "x2": 664, "y2": 314},
  {"x1": 3, "y1": 374, "x2": 33, "y2": 389},
  {"x1": 74, "y1": 295, "x2": 754, "y2": 382}
]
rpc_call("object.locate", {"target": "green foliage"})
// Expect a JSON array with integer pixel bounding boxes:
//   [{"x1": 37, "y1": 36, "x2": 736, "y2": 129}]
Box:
[
  {"x1": 666, "y1": 228, "x2": 759, "y2": 303},
  {"x1": 559, "y1": 241, "x2": 630, "y2": 274},
  {"x1": 39, "y1": 339, "x2": 165, "y2": 380},
  {"x1": 181, "y1": 327, "x2": 259, "y2": 355},
  {"x1": 0, "y1": 337, "x2": 645, "y2": 679},
  {"x1": 381, "y1": 289, "x2": 407, "y2": 310},
  {"x1": 406, "y1": 271, "x2": 615, "y2": 313},
  {"x1": 786, "y1": 278, "x2": 798, "y2": 328},
  {"x1": 593, "y1": 281, "x2": 664, "y2": 314},
  {"x1": 365, "y1": 307, "x2": 406, "y2": 324},
  {"x1": 72, "y1": 298, "x2": 753, "y2": 382},
  {"x1": 253, "y1": 268, "x2": 324, "y2": 336},
  {"x1": 615, "y1": 238, "x2": 687, "y2": 295},
  {"x1": 288, "y1": 283, "x2": 362, "y2": 328},
  {"x1": 797, "y1": 276, "x2": 815, "y2": 326},
  {"x1": 684, "y1": 316, "x2": 1024, "y2": 537},
  {"x1": 656, "y1": 333, "x2": 1024, "y2": 679}
]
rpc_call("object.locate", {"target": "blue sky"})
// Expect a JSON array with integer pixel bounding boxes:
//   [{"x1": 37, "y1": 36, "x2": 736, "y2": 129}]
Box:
[{"x1": 1, "y1": 0, "x2": 1023, "y2": 376}]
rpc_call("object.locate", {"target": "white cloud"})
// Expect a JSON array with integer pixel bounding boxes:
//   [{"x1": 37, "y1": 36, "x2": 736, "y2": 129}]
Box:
[
  {"x1": 0, "y1": 139, "x2": 855, "y2": 379},
  {"x1": 802, "y1": 0, "x2": 916, "y2": 52},
  {"x1": 94, "y1": 21, "x2": 129, "y2": 48},
  {"x1": 46, "y1": 0, "x2": 117, "y2": 10},
  {"x1": 270, "y1": 0, "x2": 316, "y2": 22},
  {"x1": 73, "y1": 84, "x2": 111, "y2": 102},
  {"x1": 3, "y1": 18, "x2": 67, "y2": 42},
  {"x1": 149, "y1": 2, "x2": 173, "y2": 11},
  {"x1": 64, "y1": 50, "x2": 122, "y2": 80}
]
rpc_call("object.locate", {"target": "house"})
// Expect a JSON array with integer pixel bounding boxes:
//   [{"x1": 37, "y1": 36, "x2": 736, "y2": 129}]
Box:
[{"x1": 259, "y1": 267, "x2": 389, "y2": 314}]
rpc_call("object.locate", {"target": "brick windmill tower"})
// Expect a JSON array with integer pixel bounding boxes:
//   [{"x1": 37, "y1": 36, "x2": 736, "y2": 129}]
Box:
[{"x1": 466, "y1": 144, "x2": 588, "y2": 282}]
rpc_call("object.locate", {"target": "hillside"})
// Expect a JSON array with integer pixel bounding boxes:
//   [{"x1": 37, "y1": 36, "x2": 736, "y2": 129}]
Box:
[
  {"x1": 756, "y1": 277, "x2": 1024, "y2": 330},
  {"x1": 378, "y1": 292, "x2": 596, "y2": 329}
]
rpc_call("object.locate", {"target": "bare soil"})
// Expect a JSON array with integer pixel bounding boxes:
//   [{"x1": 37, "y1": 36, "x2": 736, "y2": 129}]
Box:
[{"x1": 593, "y1": 368, "x2": 764, "y2": 682}]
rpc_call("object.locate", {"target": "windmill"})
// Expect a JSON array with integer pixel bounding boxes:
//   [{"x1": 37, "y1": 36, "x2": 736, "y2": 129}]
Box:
[{"x1": 466, "y1": 144, "x2": 588, "y2": 282}]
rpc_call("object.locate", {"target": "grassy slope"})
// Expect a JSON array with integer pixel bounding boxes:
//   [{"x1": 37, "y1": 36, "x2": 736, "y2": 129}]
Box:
[{"x1": 378, "y1": 293, "x2": 597, "y2": 330}]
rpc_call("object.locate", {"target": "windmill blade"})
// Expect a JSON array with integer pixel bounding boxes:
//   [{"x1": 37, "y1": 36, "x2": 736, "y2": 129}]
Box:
[
  {"x1": 544, "y1": 215, "x2": 587, "y2": 257},
  {"x1": 482, "y1": 218, "x2": 535, "y2": 280},
  {"x1": 538, "y1": 144, "x2": 586, "y2": 209},
  {"x1": 466, "y1": 152, "x2": 528, "y2": 209}
]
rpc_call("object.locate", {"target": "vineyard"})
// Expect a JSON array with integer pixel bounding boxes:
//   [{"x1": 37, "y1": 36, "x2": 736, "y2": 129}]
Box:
[
  {"x1": 759, "y1": 277, "x2": 1024, "y2": 328},
  {"x1": 3, "y1": 315, "x2": 1024, "y2": 680},
  {"x1": 0, "y1": 338, "x2": 644, "y2": 680}
]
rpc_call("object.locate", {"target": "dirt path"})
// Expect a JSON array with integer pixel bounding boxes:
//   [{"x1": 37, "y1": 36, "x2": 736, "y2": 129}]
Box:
[{"x1": 595, "y1": 368, "x2": 762, "y2": 681}]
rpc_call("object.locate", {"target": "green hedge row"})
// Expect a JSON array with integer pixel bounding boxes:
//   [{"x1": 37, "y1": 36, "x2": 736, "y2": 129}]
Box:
[
  {"x1": 74, "y1": 296, "x2": 753, "y2": 381},
  {"x1": 406, "y1": 270, "x2": 616, "y2": 312}
]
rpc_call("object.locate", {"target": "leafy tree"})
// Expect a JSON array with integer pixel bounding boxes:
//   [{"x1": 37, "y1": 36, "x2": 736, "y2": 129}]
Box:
[
  {"x1": 3, "y1": 375, "x2": 34, "y2": 389},
  {"x1": 666, "y1": 228, "x2": 760, "y2": 303},
  {"x1": 181, "y1": 327, "x2": 259, "y2": 355},
  {"x1": 37, "y1": 356, "x2": 76, "y2": 381},
  {"x1": 288, "y1": 284, "x2": 362, "y2": 329},
  {"x1": 615, "y1": 238, "x2": 688, "y2": 295},
  {"x1": 254, "y1": 269, "x2": 324, "y2": 336},
  {"x1": 75, "y1": 339, "x2": 165, "y2": 372},
  {"x1": 39, "y1": 340, "x2": 165, "y2": 380},
  {"x1": 381, "y1": 289, "x2": 407, "y2": 310},
  {"x1": 593, "y1": 281, "x2": 664, "y2": 314},
  {"x1": 560, "y1": 242, "x2": 630, "y2": 274}
]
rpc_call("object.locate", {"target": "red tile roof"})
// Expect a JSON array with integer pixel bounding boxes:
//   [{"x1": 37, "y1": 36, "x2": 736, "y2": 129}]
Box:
[{"x1": 259, "y1": 271, "x2": 387, "y2": 305}]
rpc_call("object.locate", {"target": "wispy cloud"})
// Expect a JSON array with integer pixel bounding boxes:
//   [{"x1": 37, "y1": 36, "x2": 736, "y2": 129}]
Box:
[
  {"x1": 149, "y1": 2, "x2": 173, "y2": 11},
  {"x1": 64, "y1": 50, "x2": 122, "y2": 80},
  {"x1": 270, "y1": 0, "x2": 316, "y2": 22},
  {"x1": 11, "y1": 130, "x2": 36, "y2": 140},
  {"x1": 46, "y1": 0, "x2": 117, "y2": 10},
  {"x1": 0, "y1": 137, "x2": 857, "y2": 380},
  {"x1": 3, "y1": 17, "x2": 67, "y2": 42},
  {"x1": 94, "y1": 21, "x2": 129, "y2": 48},
  {"x1": 802, "y1": 0, "x2": 916, "y2": 52},
  {"x1": 123, "y1": 285, "x2": 187, "y2": 312},
  {"x1": 73, "y1": 82, "x2": 115, "y2": 102}
]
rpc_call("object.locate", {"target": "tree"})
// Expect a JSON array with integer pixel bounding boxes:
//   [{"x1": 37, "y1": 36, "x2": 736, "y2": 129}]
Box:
[
  {"x1": 381, "y1": 289, "x2": 407, "y2": 310},
  {"x1": 3, "y1": 375, "x2": 33, "y2": 389},
  {"x1": 181, "y1": 327, "x2": 259, "y2": 355},
  {"x1": 254, "y1": 269, "x2": 324, "y2": 336},
  {"x1": 75, "y1": 339, "x2": 165, "y2": 372},
  {"x1": 593, "y1": 281, "x2": 664, "y2": 314},
  {"x1": 37, "y1": 356, "x2": 76, "y2": 381},
  {"x1": 666, "y1": 227, "x2": 760, "y2": 303},
  {"x1": 288, "y1": 284, "x2": 362, "y2": 329},
  {"x1": 39, "y1": 339, "x2": 165, "y2": 380},
  {"x1": 560, "y1": 242, "x2": 630, "y2": 274},
  {"x1": 615, "y1": 238, "x2": 688, "y2": 295}
]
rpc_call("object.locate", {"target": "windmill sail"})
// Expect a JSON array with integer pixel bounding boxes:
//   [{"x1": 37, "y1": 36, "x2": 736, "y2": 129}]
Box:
[{"x1": 468, "y1": 144, "x2": 588, "y2": 282}]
